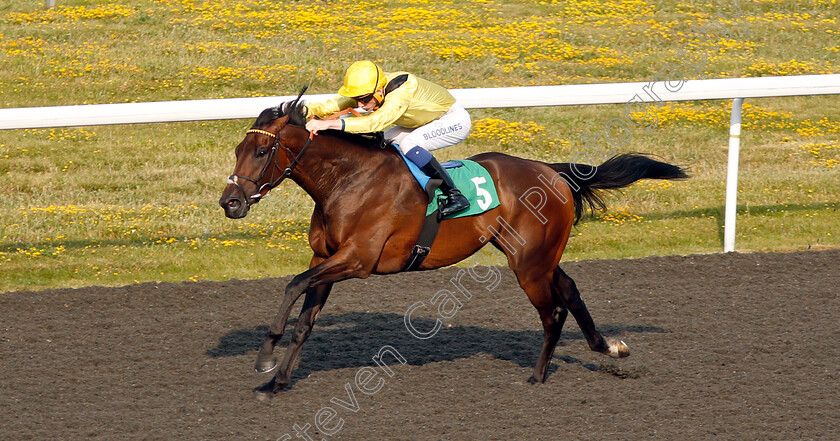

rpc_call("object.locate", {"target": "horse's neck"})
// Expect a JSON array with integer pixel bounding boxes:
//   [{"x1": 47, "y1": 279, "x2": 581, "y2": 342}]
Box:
[{"x1": 292, "y1": 134, "x2": 404, "y2": 208}]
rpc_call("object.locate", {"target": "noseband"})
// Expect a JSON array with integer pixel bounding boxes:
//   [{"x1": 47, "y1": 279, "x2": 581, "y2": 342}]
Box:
[{"x1": 226, "y1": 126, "x2": 314, "y2": 207}]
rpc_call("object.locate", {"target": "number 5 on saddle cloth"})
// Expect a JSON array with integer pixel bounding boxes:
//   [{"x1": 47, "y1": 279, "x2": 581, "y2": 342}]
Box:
[{"x1": 395, "y1": 145, "x2": 500, "y2": 271}]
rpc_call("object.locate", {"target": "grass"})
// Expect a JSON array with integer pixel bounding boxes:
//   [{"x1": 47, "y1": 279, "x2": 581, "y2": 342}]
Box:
[{"x1": 1, "y1": 0, "x2": 838, "y2": 292}]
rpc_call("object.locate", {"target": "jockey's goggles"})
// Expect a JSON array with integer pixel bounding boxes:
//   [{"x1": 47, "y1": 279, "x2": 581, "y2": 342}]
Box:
[{"x1": 354, "y1": 94, "x2": 376, "y2": 104}]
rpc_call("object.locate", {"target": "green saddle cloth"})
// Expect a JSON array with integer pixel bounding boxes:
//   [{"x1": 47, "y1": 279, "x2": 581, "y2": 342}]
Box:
[{"x1": 426, "y1": 160, "x2": 500, "y2": 219}]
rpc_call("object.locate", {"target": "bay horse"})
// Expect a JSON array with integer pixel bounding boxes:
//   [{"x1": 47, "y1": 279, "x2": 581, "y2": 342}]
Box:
[{"x1": 219, "y1": 99, "x2": 688, "y2": 398}]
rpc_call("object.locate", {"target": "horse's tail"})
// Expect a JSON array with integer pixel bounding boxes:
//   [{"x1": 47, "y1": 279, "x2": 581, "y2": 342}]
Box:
[{"x1": 548, "y1": 153, "x2": 689, "y2": 224}]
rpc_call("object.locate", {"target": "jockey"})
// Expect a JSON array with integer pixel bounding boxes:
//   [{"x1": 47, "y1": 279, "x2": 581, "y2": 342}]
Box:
[{"x1": 305, "y1": 60, "x2": 471, "y2": 218}]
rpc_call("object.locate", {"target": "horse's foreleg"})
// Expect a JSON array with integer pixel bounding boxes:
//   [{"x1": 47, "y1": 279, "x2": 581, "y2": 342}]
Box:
[
  {"x1": 553, "y1": 267, "x2": 629, "y2": 358},
  {"x1": 254, "y1": 256, "x2": 326, "y2": 374},
  {"x1": 255, "y1": 283, "x2": 332, "y2": 398},
  {"x1": 278, "y1": 246, "x2": 376, "y2": 310},
  {"x1": 283, "y1": 249, "x2": 371, "y2": 299},
  {"x1": 257, "y1": 247, "x2": 375, "y2": 394},
  {"x1": 273, "y1": 283, "x2": 331, "y2": 387}
]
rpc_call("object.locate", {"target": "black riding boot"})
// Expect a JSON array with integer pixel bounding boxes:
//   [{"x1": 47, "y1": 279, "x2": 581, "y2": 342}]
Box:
[{"x1": 421, "y1": 157, "x2": 471, "y2": 217}]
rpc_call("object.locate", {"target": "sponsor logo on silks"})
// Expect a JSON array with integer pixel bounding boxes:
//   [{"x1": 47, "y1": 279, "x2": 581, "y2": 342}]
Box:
[{"x1": 422, "y1": 123, "x2": 463, "y2": 141}]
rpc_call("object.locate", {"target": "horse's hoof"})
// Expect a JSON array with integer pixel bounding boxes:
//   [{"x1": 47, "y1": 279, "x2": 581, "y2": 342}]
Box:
[
  {"x1": 254, "y1": 357, "x2": 278, "y2": 374},
  {"x1": 526, "y1": 375, "x2": 541, "y2": 384},
  {"x1": 253, "y1": 382, "x2": 276, "y2": 402},
  {"x1": 605, "y1": 338, "x2": 630, "y2": 358}
]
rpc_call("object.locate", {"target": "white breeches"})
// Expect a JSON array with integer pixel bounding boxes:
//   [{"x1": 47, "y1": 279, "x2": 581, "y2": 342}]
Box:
[{"x1": 384, "y1": 102, "x2": 472, "y2": 154}]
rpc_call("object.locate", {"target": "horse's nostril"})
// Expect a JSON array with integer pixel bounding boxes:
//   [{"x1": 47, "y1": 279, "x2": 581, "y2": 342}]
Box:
[{"x1": 221, "y1": 198, "x2": 241, "y2": 211}]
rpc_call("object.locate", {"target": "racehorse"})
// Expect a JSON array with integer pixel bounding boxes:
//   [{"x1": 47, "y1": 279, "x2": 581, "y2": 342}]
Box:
[{"x1": 219, "y1": 99, "x2": 688, "y2": 398}]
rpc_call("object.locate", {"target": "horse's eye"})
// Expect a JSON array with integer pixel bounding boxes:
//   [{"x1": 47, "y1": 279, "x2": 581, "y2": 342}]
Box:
[{"x1": 256, "y1": 148, "x2": 268, "y2": 158}]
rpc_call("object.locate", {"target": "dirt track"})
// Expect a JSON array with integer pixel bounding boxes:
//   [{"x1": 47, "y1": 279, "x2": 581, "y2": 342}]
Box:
[{"x1": 2, "y1": 250, "x2": 838, "y2": 440}]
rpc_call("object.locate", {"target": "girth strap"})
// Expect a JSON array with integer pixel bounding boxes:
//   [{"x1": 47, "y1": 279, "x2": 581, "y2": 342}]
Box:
[{"x1": 401, "y1": 178, "x2": 443, "y2": 272}]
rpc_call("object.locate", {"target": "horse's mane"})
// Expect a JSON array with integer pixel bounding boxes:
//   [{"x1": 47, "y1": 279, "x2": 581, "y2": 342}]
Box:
[
  {"x1": 252, "y1": 100, "x2": 308, "y2": 128},
  {"x1": 253, "y1": 100, "x2": 386, "y2": 150}
]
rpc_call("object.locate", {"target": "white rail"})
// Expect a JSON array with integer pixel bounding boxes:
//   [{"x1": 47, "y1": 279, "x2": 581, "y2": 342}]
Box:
[
  {"x1": 2, "y1": 74, "x2": 839, "y2": 252},
  {"x1": 2, "y1": 75, "x2": 838, "y2": 129}
]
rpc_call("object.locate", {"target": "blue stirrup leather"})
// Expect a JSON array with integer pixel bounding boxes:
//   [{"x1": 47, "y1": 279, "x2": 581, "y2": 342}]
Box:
[{"x1": 395, "y1": 145, "x2": 463, "y2": 190}]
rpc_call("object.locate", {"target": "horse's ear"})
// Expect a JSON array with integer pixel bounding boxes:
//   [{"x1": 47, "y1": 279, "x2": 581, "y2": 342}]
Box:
[{"x1": 269, "y1": 114, "x2": 292, "y2": 132}]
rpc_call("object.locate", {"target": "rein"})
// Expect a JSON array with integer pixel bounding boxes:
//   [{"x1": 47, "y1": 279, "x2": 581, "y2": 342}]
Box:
[
  {"x1": 319, "y1": 107, "x2": 363, "y2": 119},
  {"x1": 227, "y1": 127, "x2": 315, "y2": 206},
  {"x1": 226, "y1": 105, "x2": 362, "y2": 207}
]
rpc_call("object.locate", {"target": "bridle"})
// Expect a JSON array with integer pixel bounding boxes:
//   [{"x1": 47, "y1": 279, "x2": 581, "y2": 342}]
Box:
[{"x1": 226, "y1": 124, "x2": 315, "y2": 207}]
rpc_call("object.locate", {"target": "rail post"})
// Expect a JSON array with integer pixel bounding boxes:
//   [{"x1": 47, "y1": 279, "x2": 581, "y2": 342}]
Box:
[{"x1": 724, "y1": 98, "x2": 744, "y2": 252}]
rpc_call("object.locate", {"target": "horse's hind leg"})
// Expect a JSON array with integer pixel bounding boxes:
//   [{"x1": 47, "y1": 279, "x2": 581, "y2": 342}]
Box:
[
  {"x1": 513, "y1": 272, "x2": 568, "y2": 384},
  {"x1": 553, "y1": 267, "x2": 629, "y2": 358},
  {"x1": 530, "y1": 299, "x2": 568, "y2": 384}
]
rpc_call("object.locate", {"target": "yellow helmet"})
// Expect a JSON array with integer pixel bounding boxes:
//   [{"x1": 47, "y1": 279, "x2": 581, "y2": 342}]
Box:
[{"x1": 338, "y1": 61, "x2": 386, "y2": 98}]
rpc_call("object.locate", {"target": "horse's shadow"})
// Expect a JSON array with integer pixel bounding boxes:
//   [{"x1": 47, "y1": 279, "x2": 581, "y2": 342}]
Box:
[{"x1": 207, "y1": 312, "x2": 665, "y2": 385}]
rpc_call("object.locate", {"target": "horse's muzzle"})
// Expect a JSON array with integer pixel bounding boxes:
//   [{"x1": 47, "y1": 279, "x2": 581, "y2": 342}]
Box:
[{"x1": 219, "y1": 188, "x2": 251, "y2": 219}]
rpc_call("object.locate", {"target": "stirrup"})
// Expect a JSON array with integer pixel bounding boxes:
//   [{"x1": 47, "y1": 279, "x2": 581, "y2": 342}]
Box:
[{"x1": 439, "y1": 192, "x2": 470, "y2": 217}]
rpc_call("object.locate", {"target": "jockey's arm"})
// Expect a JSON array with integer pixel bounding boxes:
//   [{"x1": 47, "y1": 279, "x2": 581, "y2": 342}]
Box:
[
  {"x1": 305, "y1": 118, "x2": 341, "y2": 135},
  {"x1": 342, "y1": 85, "x2": 412, "y2": 133},
  {"x1": 305, "y1": 95, "x2": 357, "y2": 119}
]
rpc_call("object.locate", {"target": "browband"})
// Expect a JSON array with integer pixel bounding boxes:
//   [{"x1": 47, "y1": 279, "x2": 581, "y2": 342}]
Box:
[{"x1": 246, "y1": 129, "x2": 276, "y2": 138}]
